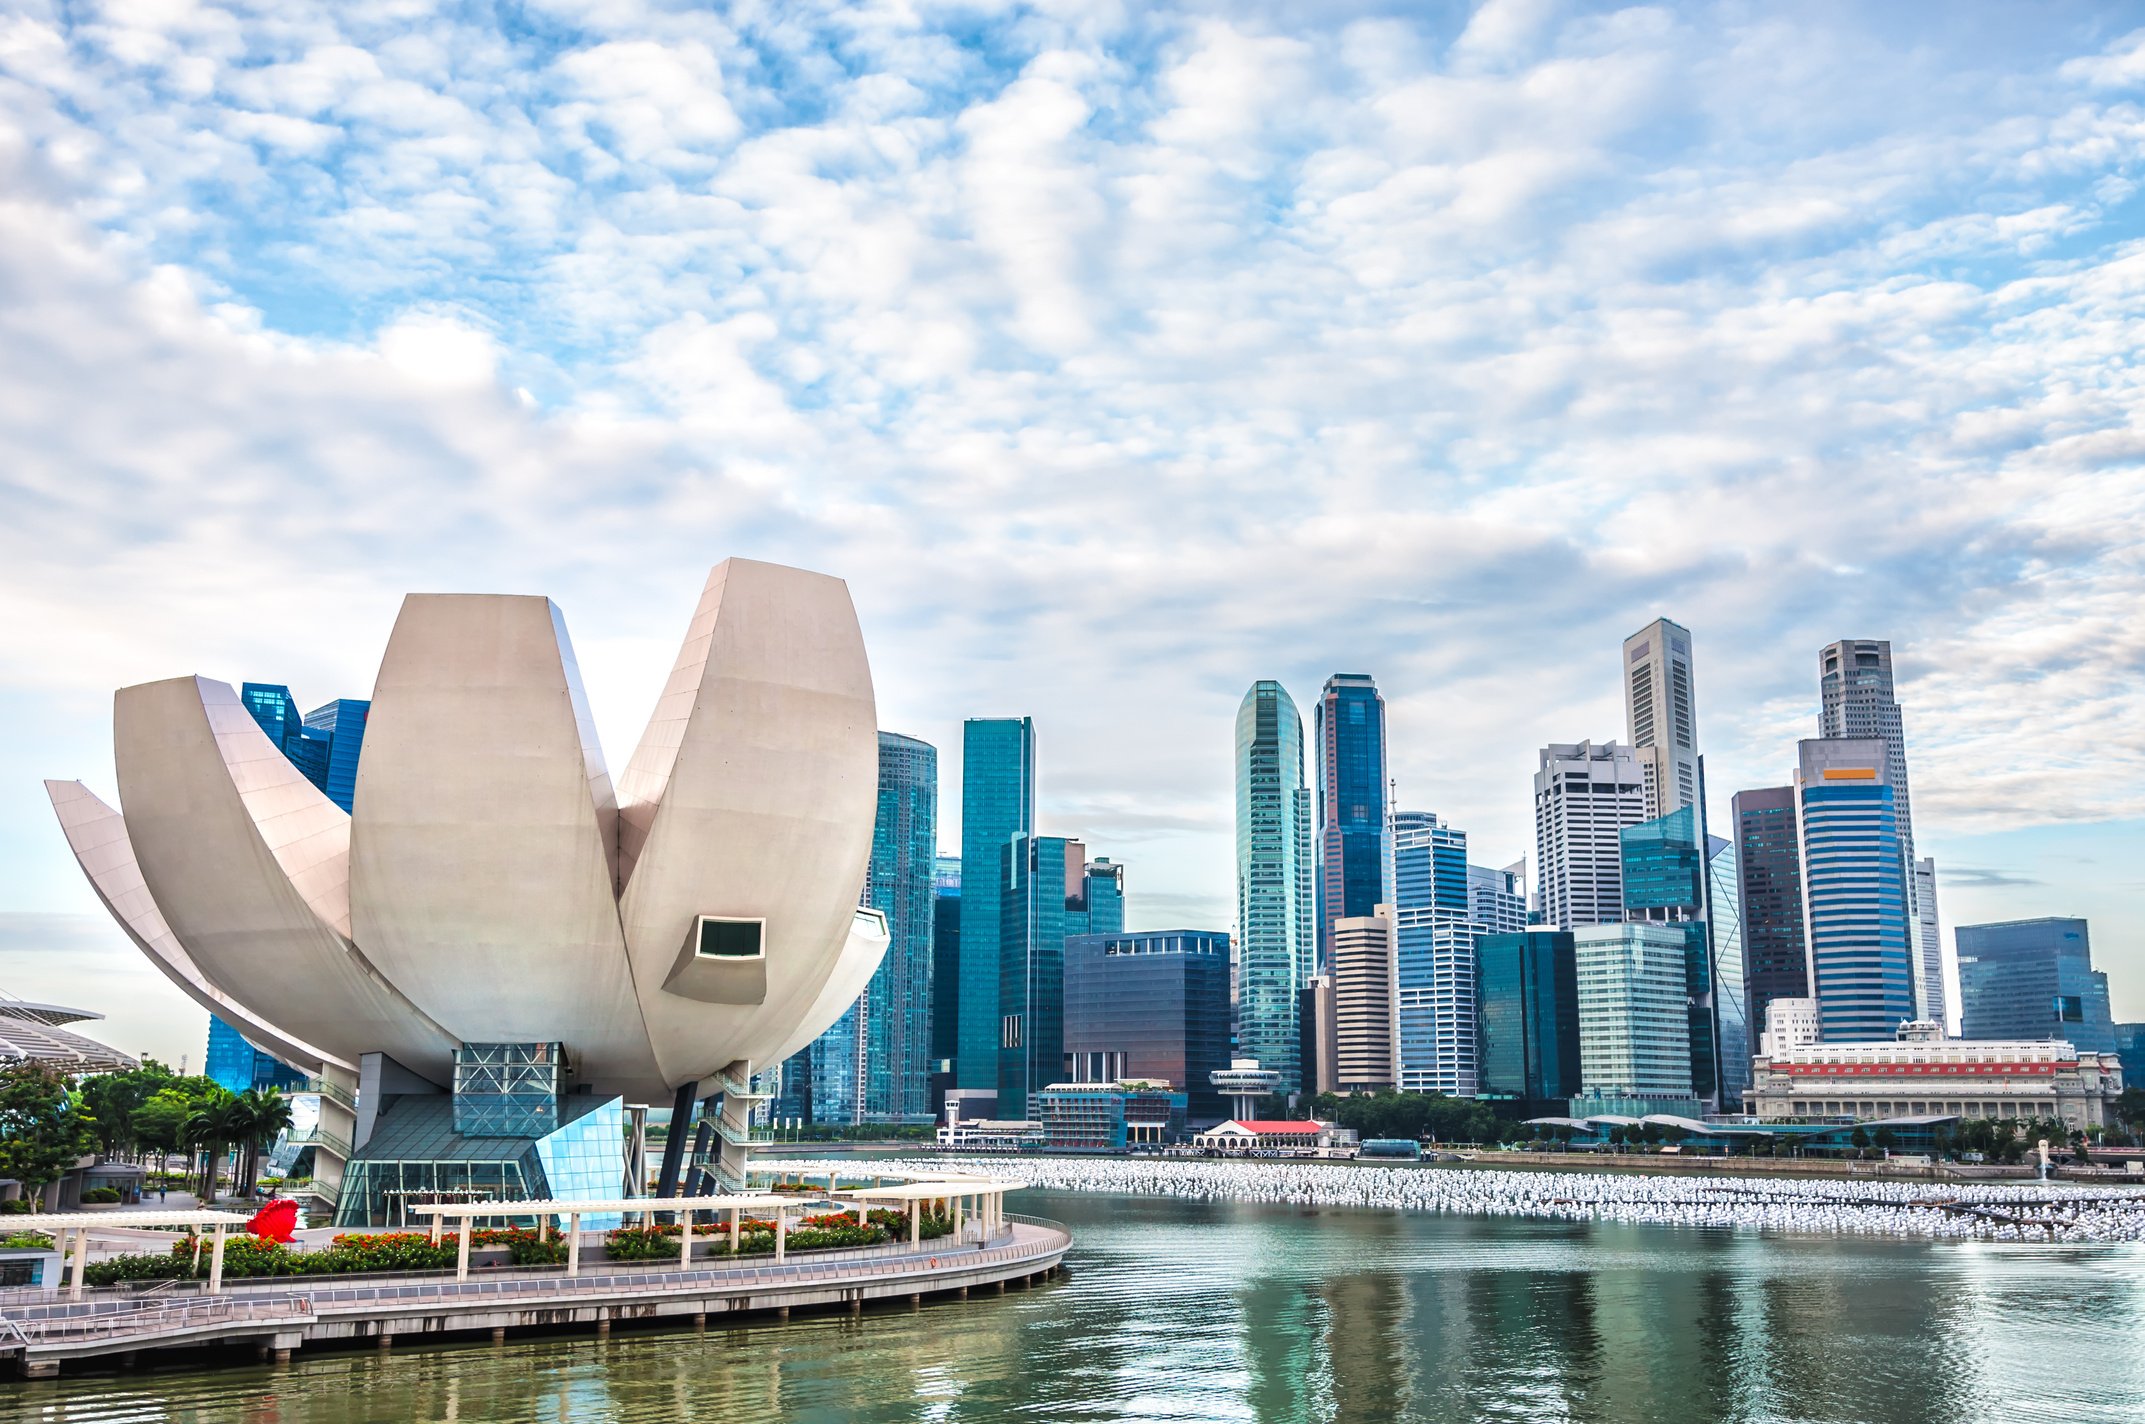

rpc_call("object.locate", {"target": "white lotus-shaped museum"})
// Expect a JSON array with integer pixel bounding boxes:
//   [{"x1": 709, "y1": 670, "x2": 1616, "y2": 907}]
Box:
[{"x1": 46, "y1": 558, "x2": 887, "y2": 1120}]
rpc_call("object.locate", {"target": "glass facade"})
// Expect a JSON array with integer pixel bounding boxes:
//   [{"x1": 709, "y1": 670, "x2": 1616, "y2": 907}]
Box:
[
  {"x1": 1574, "y1": 923, "x2": 1693, "y2": 1102},
  {"x1": 959, "y1": 719, "x2": 1035, "y2": 1090},
  {"x1": 930, "y1": 855, "x2": 961, "y2": 1068},
  {"x1": 1796, "y1": 753, "x2": 1915, "y2": 1043},
  {"x1": 1708, "y1": 839, "x2": 1751, "y2": 1106},
  {"x1": 1956, "y1": 918, "x2": 2116, "y2": 1051},
  {"x1": 1234, "y1": 681, "x2": 1315, "y2": 1092},
  {"x1": 453, "y1": 1042, "x2": 563, "y2": 1139},
  {"x1": 1032, "y1": 1082, "x2": 1187, "y2": 1151},
  {"x1": 997, "y1": 837, "x2": 1123, "y2": 1118},
  {"x1": 204, "y1": 1015, "x2": 308, "y2": 1096},
  {"x1": 1619, "y1": 806, "x2": 1721, "y2": 1106},
  {"x1": 240, "y1": 682, "x2": 303, "y2": 749},
  {"x1": 1475, "y1": 929, "x2": 1581, "y2": 1111},
  {"x1": 1391, "y1": 812, "x2": 1478, "y2": 1096},
  {"x1": 1733, "y1": 786, "x2": 1808, "y2": 1049},
  {"x1": 335, "y1": 1094, "x2": 541, "y2": 1229},
  {"x1": 861, "y1": 732, "x2": 937, "y2": 1121},
  {"x1": 1064, "y1": 930, "x2": 1232, "y2": 1121},
  {"x1": 532, "y1": 1096, "x2": 627, "y2": 1230},
  {"x1": 1315, "y1": 675, "x2": 1388, "y2": 971},
  {"x1": 301, "y1": 698, "x2": 370, "y2": 813}
]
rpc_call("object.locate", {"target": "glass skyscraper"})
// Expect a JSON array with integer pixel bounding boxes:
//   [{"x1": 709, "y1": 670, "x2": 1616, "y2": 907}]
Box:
[
  {"x1": 1064, "y1": 930, "x2": 1232, "y2": 1121},
  {"x1": 1619, "y1": 806, "x2": 1721, "y2": 1106},
  {"x1": 930, "y1": 855, "x2": 961, "y2": 1099},
  {"x1": 959, "y1": 719, "x2": 1035, "y2": 1092},
  {"x1": 997, "y1": 837, "x2": 1123, "y2": 1117},
  {"x1": 205, "y1": 1016, "x2": 308, "y2": 1096},
  {"x1": 1956, "y1": 918, "x2": 2115, "y2": 1051},
  {"x1": 1707, "y1": 838, "x2": 1750, "y2": 1106},
  {"x1": 301, "y1": 699, "x2": 371, "y2": 814},
  {"x1": 1732, "y1": 786, "x2": 1807, "y2": 1049},
  {"x1": 1315, "y1": 674, "x2": 1388, "y2": 969},
  {"x1": 1233, "y1": 681, "x2": 1315, "y2": 1092},
  {"x1": 1795, "y1": 739, "x2": 1916, "y2": 1042},
  {"x1": 1391, "y1": 811, "x2": 1478, "y2": 1096},
  {"x1": 1476, "y1": 929, "x2": 1581, "y2": 1112},
  {"x1": 240, "y1": 682, "x2": 339, "y2": 805},
  {"x1": 858, "y1": 732, "x2": 937, "y2": 1121}
]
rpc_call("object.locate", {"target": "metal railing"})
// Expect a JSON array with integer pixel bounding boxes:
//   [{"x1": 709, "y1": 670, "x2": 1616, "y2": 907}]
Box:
[
  {"x1": 4, "y1": 1295, "x2": 312, "y2": 1346},
  {"x1": 303, "y1": 1077, "x2": 357, "y2": 1112},
  {"x1": 285, "y1": 1127, "x2": 354, "y2": 1160}
]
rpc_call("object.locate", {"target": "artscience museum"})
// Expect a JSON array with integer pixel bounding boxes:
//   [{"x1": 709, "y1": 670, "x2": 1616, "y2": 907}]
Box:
[{"x1": 47, "y1": 559, "x2": 889, "y2": 1225}]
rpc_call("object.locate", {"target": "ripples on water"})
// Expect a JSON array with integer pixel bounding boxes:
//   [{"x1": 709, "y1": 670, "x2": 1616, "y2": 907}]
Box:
[{"x1": 10, "y1": 1191, "x2": 2143, "y2": 1424}]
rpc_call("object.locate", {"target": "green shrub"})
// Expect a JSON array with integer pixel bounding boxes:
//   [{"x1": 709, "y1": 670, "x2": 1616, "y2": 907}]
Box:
[
  {"x1": 85, "y1": 1253, "x2": 192, "y2": 1286},
  {"x1": 0, "y1": 1232, "x2": 52, "y2": 1249},
  {"x1": 81, "y1": 1187, "x2": 122, "y2": 1204},
  {"x1": 0, "y1": 1199, "x2": 31, "y2": 1215}
]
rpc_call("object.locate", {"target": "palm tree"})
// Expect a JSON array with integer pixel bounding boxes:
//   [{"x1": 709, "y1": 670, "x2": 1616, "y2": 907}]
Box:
[
  {"x1": 185, "y1": 1092, "x2": 245, "y2": 1201},
  {"x1": 233, "y1": 1088, "x2": 294, "y2": 1198}
]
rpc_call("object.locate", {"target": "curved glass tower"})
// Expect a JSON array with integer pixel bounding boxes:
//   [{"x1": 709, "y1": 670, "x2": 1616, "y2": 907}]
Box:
[{"x1": 1235, "y1": 682, "x2": 1315, "y2": 1093}]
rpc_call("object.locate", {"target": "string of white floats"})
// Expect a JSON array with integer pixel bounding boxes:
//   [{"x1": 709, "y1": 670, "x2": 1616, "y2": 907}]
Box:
[{"x1": 789, "y1": 1156, "x2": 2145, "y2": 1242}]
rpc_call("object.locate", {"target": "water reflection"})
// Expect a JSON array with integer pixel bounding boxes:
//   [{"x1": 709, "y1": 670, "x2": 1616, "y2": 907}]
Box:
[{"x1": 11, "y1": 1192, "x2": 2144, "y2": 1424}]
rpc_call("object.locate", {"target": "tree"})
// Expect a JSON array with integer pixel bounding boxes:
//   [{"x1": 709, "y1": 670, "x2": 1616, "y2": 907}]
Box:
[
  {"x1": 0, "y1": 1061, "x2": 97, "y2": 1198},
  {"x1": 2117, "y1": 1087, "x2": 2145, "y2": 1133},
  {"x1": 183, "y1": 1089, "x2": 244, "y2": 1199},
  {"x1": 1874, "y1": 1127, "x2": 1898, "y2": 1153},
  {"x1": 232, "y1": 1088, "x2": 295, "y2": 1196},
  {"x1": 1849, "y1": 1126, "x2": 1871, "y2": 1150},
  {"x1": 78, "y1": 1061, "x2": 177, "y2": 1160}
]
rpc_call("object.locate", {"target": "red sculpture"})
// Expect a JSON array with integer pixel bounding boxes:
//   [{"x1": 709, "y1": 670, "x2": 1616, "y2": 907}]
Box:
[{"x1": 246, "y1": 1199, "x2": 301, "y2": 1243}]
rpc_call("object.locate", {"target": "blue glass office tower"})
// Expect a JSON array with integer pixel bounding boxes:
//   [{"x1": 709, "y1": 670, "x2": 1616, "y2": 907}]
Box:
[
  {"x1": 998, "y1": 837, "x2": 1122, "y2": 1117},
  {"x1": 1234, "y1": 682, "x2": 1315, "y2": 1092},
  {"x1": 1956, "y1": 918, "x2": 2116, "y2": 1051},
  {"x1": 1315, "y1": 675, "x2": 1389, "y2": 970},
  {"x1": 929, "y1": 855, "x2": 961, "y2": 1104},
  {"x1": 1707, "y1": 838, "x2": 1750, "y2": 1106},
  {"x1": 240, "y1": 682, "x2": 336, "y2": 802},
  {"x1": 1795, "y1": 739, "x2": 1915, "y2": 1042},
  {"x1": 1620, "y1": 806, "x2": 1722, "y2": 1106},
  {"x1": 302, "y1": 699, "x2": 371, "y2": 813},
  {"x1": 861, "y1": 732, "x2": 937, "y2": 1121},
  {"x1": 1476, "y1": 929, "x2": 1581, "y2": 1112},
  {"x1": 1391, "y1": 811, "x2": 1477, "y2": 1095},
  {"x1": 1064, "y1": 930, "x2": 1232, "y2": 1121},
  {"x1": 205, "y1": 1016, "x2": 308, "y2": 1096},
  {"x1": 959, "y1": 719, "x2": 1035, "y2": 1092}
]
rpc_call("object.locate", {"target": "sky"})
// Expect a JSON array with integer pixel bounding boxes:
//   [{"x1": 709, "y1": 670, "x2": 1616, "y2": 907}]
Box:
[{"x1": 2, "y1": 0, "x2": 2144, "y2": 1069}]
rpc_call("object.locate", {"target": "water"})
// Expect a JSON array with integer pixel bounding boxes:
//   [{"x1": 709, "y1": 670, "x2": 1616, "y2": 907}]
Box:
[{"x1": 12, "y1": 1190, "x2": 2145, "y2": 1423}]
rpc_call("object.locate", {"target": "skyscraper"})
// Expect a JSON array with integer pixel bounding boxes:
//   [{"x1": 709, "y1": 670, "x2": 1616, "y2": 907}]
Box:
[
  {"x1": 1817, "y1": 640, "x2": 1943, "y2": 1029},
  {"x1": 1623, "y1": 618, "x2": 1700, "y2": 819},
  {"x1": 1707, "y1": 837, "x2": 1750, "y2": 1107},
  {"x1": 302, "y1": 699, "x2": 371, "y2": 814},
  {"x1": 1064, "y1": 929, "x2": 1232, "y2": 1121},
  {"x1": 1732, "y1": 786, "x2": 1808, "y2": 1051},
  {"x1": 958, "y1": 718, "x2": 1035, "y2": 1092},
  {"x1": 1330, "y1": 913, "x2": 1396, "y2": 1092},
  {"x1": 1795, "y1": 738, "x2": 1915, "y2": 1042},
  {"x1": 241, "y1": 681, "x2": 337, "y2": 804},
  {"x1": 1533, "y1": 741, "x2": 1647, "y2": 931},
  {"x1": 929, "y1": 854, "x2": 961, "y2": 1110},
  {"x1": 997, "y1": 837, "x2": 1123, "y2": 1117},
  {"x1": 1619, "y1": 806, "x2": 1720, "y2": 1108},
  {"x1": 861, "y1": 732, "x2": 937, "y2": 1121},
  {"x1": 1315, "y1": 675, "x2": 1389, "y2": 969},
  {"x1": 1234, "y1": 681, "x2": 1316, "y2": 1091},
  {"x1": 204, "y1": 1017, "x2": 308, "y2": 1096},
  {"x1": 1475, "y1": 928, "x2": 1581, "y2": 1113},
  {"x1": 1390, "y1": 812, "x2": 1478, "y2": 1097},
  {"x1": 1573, "y1": 922, "x2": 1695, "y2": 1111},
  {"x1": 1468, "y1": 862, "x2": 1527, "y2": 936},
  {"x1": 1956, "y1": 918, "x2": 2116, "y2": 1051}
]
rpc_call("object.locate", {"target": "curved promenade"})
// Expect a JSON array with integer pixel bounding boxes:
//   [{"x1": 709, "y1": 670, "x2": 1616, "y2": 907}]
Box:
[{"x1": 2, "y1": 1217, "x2": 1070, "y2": 1379}]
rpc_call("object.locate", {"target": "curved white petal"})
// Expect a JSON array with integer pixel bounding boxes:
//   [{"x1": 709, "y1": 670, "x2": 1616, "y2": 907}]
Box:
[
  {"x1": 44, "y1": 778, "x2": 339, "y2": 1076},
  {"x1": 114, "y1": 676, "x2": 456, "y2": 1077},
  {"x1": 617, "y1": 559, "x2": 880, "y2": 1087},
  {"x1": 763, "y1": 908, "x2": 892, "y2": 1069},
  {"x1": 350, "y1": 594, "x2": 660, "y2": 1095}
]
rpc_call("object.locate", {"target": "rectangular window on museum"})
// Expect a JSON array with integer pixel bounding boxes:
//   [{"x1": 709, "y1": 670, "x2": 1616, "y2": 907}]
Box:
[{"x1": 696, "y1": 916, "x2": 765, "y2": 959}]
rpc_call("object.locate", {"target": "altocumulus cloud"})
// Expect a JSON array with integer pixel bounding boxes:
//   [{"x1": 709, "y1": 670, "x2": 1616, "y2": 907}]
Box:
[{"x1": 3, "y1": 0, "x2": 2145, "y2": 1028}]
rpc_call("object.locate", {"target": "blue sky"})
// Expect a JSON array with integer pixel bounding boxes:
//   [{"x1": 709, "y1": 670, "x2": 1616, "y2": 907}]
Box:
[{"x1": 3, "y1": 0, "x2": 2144, "y2": 1067}]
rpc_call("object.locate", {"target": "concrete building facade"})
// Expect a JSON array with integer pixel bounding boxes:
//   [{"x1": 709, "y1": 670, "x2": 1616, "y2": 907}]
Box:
[{"x1": 1534, "y1": 741, "x2": 1647, "y2": 932}]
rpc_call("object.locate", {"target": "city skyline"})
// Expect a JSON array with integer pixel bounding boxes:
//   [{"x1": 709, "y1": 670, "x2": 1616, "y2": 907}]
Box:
[{"x1": 11, "y1": 3, "x2": 2145, "y2": 1067}]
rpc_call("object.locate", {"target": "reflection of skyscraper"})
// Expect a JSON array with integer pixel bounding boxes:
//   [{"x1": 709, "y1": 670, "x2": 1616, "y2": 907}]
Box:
[
  {"x1": 1623, "y1": 618, "x2": 1700, "y2": 819},
  {"x1": 959, "y1": 717, "x2": 1035, "y2": 1091},
  {"x1": 1818, "y1": 639, "x2": 1943, "y2": 1028},
  {"x1": 1315, "y1": 675, "x2": 1389, "y2": 968},
  {"x1": 1795, "y1": 738, "x2": 1915, "y2": 1042},
  {"x1": 1235, "y1": 681, "x2": 1316, "y2": 1091}
]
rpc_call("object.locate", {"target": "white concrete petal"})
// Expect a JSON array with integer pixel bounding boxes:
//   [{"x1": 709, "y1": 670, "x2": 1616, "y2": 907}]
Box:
[
  {"x1": 111, "y1": 679, "x2": 453, "y2": 1076},
  {"x1": 44, "y1": 779, "x2": 338, "y2": 1075},
  {"x1": 350, "y1": 594, "x2": 660, "y2": 1096},
  {"x1": 763, "y1": 909, "x2": 893, "y2": 1068},
  {"x1": 617, "y1": 559, "x2": 879, "y2": 1087}
]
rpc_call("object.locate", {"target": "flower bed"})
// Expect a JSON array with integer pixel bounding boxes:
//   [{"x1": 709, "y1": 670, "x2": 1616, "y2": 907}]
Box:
[
  {"x1": 82, "y1": 1226, "x2": 566, "y2": 1285},
  {"x1": 603, "y1": 1209, "x2": 952, "y2": 1262}
]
